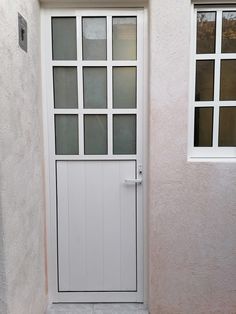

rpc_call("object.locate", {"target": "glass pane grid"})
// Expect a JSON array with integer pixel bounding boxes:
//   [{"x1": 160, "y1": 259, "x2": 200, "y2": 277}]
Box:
[
  {"x1": 51, "y1": 13, "x2": 139, "y2": 156},
  {"x1": 193, "y1": 8, "x2": 236, "y2": 151}
]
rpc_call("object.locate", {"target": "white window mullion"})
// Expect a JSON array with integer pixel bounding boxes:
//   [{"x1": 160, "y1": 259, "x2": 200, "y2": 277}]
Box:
[
  {"x1": 77, "y1": 15, "x2": 84, "y2": 156},
  {"x1": 215, "y1": 10, "x2": 222, "y2": 55},
  {"x1": 212, "y1": 11, "x2": 222, "y2": 148},
  {"x1": 213, "y1": 104, "x2": 220, "y2": 148},
  {"x1": 107, "y1": 15, "x2": 113, "y2": 156}
]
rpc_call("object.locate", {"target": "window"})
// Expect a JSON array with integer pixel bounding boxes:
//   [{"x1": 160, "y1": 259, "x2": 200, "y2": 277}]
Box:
[
  {"x1": 51, "y1": 14, "x2": 139, "y2": 157},
  {"x1": 189, "y1": 7, "x2": 236, "y2": 158}
]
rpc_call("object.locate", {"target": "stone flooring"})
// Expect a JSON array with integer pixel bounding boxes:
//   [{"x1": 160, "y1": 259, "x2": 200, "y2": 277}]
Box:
[{"x1": 46, "y1": 303, "x2": 149, "y2": 314}]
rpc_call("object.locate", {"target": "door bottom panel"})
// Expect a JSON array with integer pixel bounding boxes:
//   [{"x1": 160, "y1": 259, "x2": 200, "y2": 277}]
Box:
[{"x1": 56, "y1": 160, "x2": 137, "y2": 293}]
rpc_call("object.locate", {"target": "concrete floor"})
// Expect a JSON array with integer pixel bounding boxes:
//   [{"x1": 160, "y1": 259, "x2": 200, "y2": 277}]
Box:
[{"x1": 46, "y1": 303, "x2": 149, "y2": 314}]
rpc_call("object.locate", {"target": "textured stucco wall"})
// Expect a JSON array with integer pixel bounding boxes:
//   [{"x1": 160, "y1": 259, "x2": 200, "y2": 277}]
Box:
[
  {"x1": 0, "y1": 0, "x2": 46, "y2": 313},
  {"x1": 149, "y1": 1, "x2": 236, "y2": 313}
]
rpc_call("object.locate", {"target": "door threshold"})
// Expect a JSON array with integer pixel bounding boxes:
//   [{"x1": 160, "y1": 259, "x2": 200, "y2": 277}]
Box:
[{"x1": 46, "y1": 303, "x2": 149, "y2": 314}]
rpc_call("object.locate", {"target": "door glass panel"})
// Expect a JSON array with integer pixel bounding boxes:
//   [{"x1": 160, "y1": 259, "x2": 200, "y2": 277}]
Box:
[
  {"x1": 197, "y1": 12, "x2": 216, "y2": 54},
  {"x1": 82, "y1": 17, "x2": 107, "y2": 60},
  {"x1": 113, "y1": 67, "x2": 136, "y2": 108},
  {"x1": 195, "y1": 60, "x2": 214, "y2": 101},
  {"x1": 222, "y1": 11, "x2": 236, "y2": 53},
  {"x1": 52, "y1": 17, "x2": 77, "y2": 60},
  {"x1": 194, "y1": 107, "x2": 213, "y2": 147},
  {"x1": 55, "y1": 115, "x2": 79, "y2": 155},
  {"x1": 84, "y1": 115, "x2": 107, "y2": 155},
  {"x1": 83, "y1": 67, "x2": 107, "y2": 108},
  {"x1": 219, "y1": 107, "x2": 236, "y2": 146},
  {"x1": 220, "y1": 60, "x2": 236, "y2": 100},
  {"x1": 53, "y1": 67, "x2": 78, "y2": 109},
  {"x1": 113, "y1": 17, "x2": 137, "y2": 60},
  {"x1": 113, "y1": 115, "x2": 136, "y2": 154}
]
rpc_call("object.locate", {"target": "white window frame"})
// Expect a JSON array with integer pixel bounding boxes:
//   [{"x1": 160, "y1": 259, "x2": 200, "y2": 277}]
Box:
[{"x1": 188, "y1": 5, "x2": 236, "y2": 161}]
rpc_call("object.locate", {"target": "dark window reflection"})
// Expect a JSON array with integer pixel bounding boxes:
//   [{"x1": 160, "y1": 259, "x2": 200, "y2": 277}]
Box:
[
  {"x1": 220, "y1": 60, "x2": 236, "y2": 100},
  {"x1": 194, "y1": 107, "x2": 214, "y2": 147},
  {"x1": 222, "y1": 11, "x2": 236, "y2": 53},
  {"x1": 197, "y1": 12, "x2": 216, "y2": 54},
  {"x1": 219, "y1": 107, "x2": 236, "y2": 146},
  {"x1": 195, "y1": 60, "x2": 215, "y2": 101}
]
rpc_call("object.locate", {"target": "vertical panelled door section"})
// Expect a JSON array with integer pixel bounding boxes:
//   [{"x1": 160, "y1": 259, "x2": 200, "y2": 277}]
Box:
[{"x1": 46, "y1": 10, "x2": 144, "y2": 301}]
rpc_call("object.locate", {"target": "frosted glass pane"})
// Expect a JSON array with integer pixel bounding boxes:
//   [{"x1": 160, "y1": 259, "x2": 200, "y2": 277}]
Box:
[
  {"x1": 113, "y1": 67, "x2": 136, "y2": 108},
  {"x1": 84, "y1": 115, "x2": 107, "y2": 155},
  {"x1": 194, "y1": 107, "x2": 213, "y2": 147},
  {"x1": 53, "y1": 67, "x2": 78, "y2": 108},
  {"x1": 113, "y1": 17, "x2": 137, "y2": 60},
  {"x1": 220, "y1": 60, "x2": 236, "y2": 100},
  {"x1": 222, "y1": 11, "x2": 236, "y2": 53},
  {"x1": 219, "y1": 107, "x2": 236, "y2": 146},
  {"x1": 52, "y1": 17, "x2": 77, "y2": 60},
  {"x1": 82, "y1": 17, "x2": 107, "y2": 60},
  {"x1": 83, "y1": 67, "x2": 107, "y2": 108},
  {"x1": 55, "y1": 115, "x2": 79, "y2": 155},
  {"x1": 197, "y1": 12, "x2": 216, "y2": 54},
  {"x1": 195, "y1": 60, "x2": 214, "y2": 101},
  {"x1": 113, "y1": 115, "x2": 136, "y2": 155}
]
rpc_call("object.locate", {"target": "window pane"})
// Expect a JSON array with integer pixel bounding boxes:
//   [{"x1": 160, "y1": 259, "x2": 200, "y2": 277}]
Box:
[
  {"x1": 84, "y1": 115, "x2": 107, "y2": 155},
  {"x1": 195, "y1": 60, "x2": 214, "y2": 101},
  {"x1": 55, "y1": 115, "x2": 79, "y2": 155},
  {"x1": 82, "y1": 17, "x2": 107, "y2": 60},
  {"x1": 113, "y1": 17, "x2": 137, "y2": 60},
  {"x1": 194, "y1": 107, "x2": 213, "y2": 147},
  {"x1": 197, "y1": 12, "x2": 216, "y2": 54},
  {"x1": 52, "y1": 17, "x2": 77, "y2": 60},
  {"x1": 220, "y1": 60, "x2": 236, "y2": 100},
  {"x1": 113, "y1": 67, "x2": 136, "y2": 108},
  {"x1": 53, "y1": 67, "x2": 78, "y2": 109},
  {"x1": 83, "y1": 67, "x2": 107, "y2": 108},
  {"x1": 113, "y1": 115, "x2": 136, "y2": 154},
  {"x1": 219, "y1": 107, "x2": 236, "y2": 146},
  {"x1": 222, "y1": 11, "x2": 236, "y2": 53}
]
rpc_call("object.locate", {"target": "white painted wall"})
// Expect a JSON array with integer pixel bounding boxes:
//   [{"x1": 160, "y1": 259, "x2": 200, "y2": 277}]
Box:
[
  {"x1": 0, "y1": 0, "x2": 47, "y2": 313},
  {"x1": 149, "y1": 0, "x2": 236, "y2": 313},
  {"x1": 0, "y1": 0, "x2": 236, "y2": 313}
]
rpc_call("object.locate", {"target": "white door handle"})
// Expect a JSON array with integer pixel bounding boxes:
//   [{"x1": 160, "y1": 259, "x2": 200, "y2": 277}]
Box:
[{"x1": 124, "y1": 179, "x2": 142, "y2": 185}]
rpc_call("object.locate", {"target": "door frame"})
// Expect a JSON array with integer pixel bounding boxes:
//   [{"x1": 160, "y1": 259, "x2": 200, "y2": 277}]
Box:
[{"x1": 41, "y1": 5, "x2": 149, "y2": 304}]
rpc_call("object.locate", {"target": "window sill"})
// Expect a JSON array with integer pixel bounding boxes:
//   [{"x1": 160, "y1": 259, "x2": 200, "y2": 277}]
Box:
[
  {"x1": 40, "y1": 0, "x2": 148, "y2": 5},
  {"x1": 188, "y1": 157, "x2": 236, "y2": 163}
]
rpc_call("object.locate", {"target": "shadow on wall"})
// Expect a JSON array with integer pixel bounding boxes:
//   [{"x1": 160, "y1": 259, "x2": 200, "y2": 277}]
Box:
[{"x1": 0, "y1": 200, "x2": 7, "y2": 314}]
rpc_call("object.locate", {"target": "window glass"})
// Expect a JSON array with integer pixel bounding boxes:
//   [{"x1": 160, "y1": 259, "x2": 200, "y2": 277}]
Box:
[
  {"x1": 194, "y1": 107, "x2": 213, "y2": 147},
  {"x1": 220, "y1": 60, "x2": 236, "y2": 101},
  {"x1": 55, "y1": 115, "x2": 79, "y2": 155},
  {"x1": 82, "y1": 17, "x2": 107, "y2": 60},
  {"x1": 52, "y1": 17, "x2": 77, "y2": 60},
  {"x1": 83, "y1": 67, "x2": 107, "y2": 108},
  {"x1": 113, "y1": 115, "x2": 136, "y2": 154},
  {"x1": 222, "y1": 11, "x2": 236, "y2": 53},
  {"x1": 113, "y1": 17, "x2": 137, "y2": 60},
  {"x1": 84, "y1": 115, "x2": 107, "y2": 155},
  {"x1": 113, "y1": 67, "x2": 136, "y2": 108},
  {"x1": 195, "y1": 60, "x2": 215, "y2": 101},
  {"x1": 197, "y1": 12, "x2": 216, "y2": 54},
  {"x1": 219, "y1": 107, "x2": 236, "y2": 146},
  {"x1": 53, "y1": 67, "x2": 78, "y2": 109}
]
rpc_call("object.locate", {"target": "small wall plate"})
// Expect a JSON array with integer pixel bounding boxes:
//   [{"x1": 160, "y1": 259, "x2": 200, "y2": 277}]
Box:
[{"x1": 18, "y1": 13, "x2": 27, "y2": 52}]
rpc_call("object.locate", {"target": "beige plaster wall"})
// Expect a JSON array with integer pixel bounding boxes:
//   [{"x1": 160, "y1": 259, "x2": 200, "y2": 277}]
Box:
[
  {"x1": 0, "y1": 0, "x2": 47, "y2": 313},
  {"x1": 148, "y1": 1, "x2": 236, "y2": 313}
]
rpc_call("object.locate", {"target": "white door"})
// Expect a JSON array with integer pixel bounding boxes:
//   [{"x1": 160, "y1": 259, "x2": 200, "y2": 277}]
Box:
[{"x1": 42, "y1": 8, "x2": 144, "y2": 303}]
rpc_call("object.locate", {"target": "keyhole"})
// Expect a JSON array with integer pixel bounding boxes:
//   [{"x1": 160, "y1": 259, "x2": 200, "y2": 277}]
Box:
[{"x1": 21, "y1": 28, "x2": 25, "y2": 41}]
